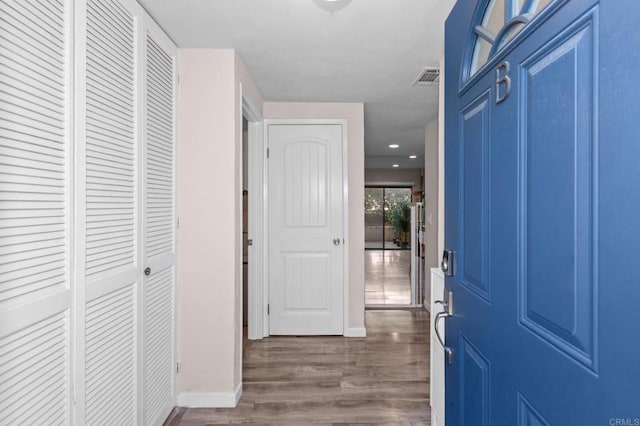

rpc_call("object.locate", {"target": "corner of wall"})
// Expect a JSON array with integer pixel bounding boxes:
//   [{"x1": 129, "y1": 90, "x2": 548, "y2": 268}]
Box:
[
  {"x1": 344, "y1": 327, "x2": 367, "y2": 338},
  {"x1": 177, "y1": 48, "x2": 241, "y2": 398},
  {"x1": 177, "y1": 383, "x2": 243, "y2": 408}
]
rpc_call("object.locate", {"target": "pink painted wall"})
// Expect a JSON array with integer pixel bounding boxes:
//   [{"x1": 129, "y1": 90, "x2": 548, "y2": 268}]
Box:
[
  {"x1": 424, "y1": 119, "x2": 439, "y2": 305},
  {"x1": 177, "y1": 49, "x2": 264, "y2": 401},
  {"x1": 263, "y1": 102, "x2": 366, "y2": 332}
]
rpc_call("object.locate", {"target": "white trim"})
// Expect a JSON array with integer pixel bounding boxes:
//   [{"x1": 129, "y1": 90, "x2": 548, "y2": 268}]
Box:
[
  {"x1": 437, "y1": 52, "x2": 446, "y2": 258},
  {"x1": 341, "y1": 120, "x2": 350, "y2": 337},
  {"x1": 365, "y1": 181, "x2": 416, "y2": 187},
  {"x1": 344, "y1": 327, "x2": 367, "y2": 338},
  {"x1": 262, "y1": 123, "x2": 270, "y2": 337},
  {"x1": 240, "y1": 85, "x2": 265, "y2": 341},
  {"x1": 241, "y1": 86, "x2": 262, "y2": 121},
  {"x1": 170, "y1": 23, "x2": 179, "y2": 423},
  {"x1": 134, "y1": 6, "x2": 146, "y2": 425},
  {"x1": 71, "y1": 0, "x2": 87, "y2": 422},
  {"x1": 264, "y1": 119, "x2": 350, "y2": 336},
  {"x1": 177, "y1": 384, "x2": 243, "y2": 408},
  {"x1": 410, "y1": 206, "x2": 417, "y2": 306}
]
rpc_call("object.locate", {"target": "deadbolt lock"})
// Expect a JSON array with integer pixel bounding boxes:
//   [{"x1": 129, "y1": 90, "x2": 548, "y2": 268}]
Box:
[{"x1": 441, "y1": 250, "x2": 454, "y2": 277}]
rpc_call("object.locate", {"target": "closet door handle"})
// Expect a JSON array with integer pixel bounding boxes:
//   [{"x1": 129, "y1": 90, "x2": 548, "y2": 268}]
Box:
[{"x1": 144, "y1": 267, "x2": 151, "y2": 276}]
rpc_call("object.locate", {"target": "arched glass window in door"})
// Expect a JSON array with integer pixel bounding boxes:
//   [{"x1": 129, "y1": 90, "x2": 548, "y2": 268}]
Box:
[{"x1": 470, "y1": 0, "x2": 553, "y2": 76}]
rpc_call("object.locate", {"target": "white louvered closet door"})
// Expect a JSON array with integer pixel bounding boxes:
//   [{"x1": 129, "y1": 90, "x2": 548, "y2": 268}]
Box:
[
  {"x1": 0, "y1": 0, "x2": 73, "y2": 424},
  {"x1": 82, "y1": 0, "x2": 139, "y2": 424},
  {"x1": 0, "y1": 0, "x2": 177, "y2": 423},
  {"x1": 142, "y1": 22, "x2": 177, "y2": 426}
]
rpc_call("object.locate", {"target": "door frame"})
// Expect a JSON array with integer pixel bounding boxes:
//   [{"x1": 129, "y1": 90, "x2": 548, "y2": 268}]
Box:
[
  {"x1": 261, "y1": 118, "x2": 350, "y2": 337},
  {"x1": 240, "y1": 85, "x2": 266, "y2": 340}
]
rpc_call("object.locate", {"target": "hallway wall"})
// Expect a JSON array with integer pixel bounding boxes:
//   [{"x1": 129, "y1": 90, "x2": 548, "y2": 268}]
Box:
[
  {"x1": 177, "y1": 49, "x2": 264, "y2": 406},
  {"x1": 424, "y1": 119, "x2": 439, "y2": 305},
  {"x1": 263, "y1": 102, "x2": 366, "y2": 335}
]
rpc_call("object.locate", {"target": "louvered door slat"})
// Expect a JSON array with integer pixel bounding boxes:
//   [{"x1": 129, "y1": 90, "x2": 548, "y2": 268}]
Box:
[
  {"x1": 0, "y1": 29, "x2": 65, "y2": 69},
  {"x1": 145, "y1": 36, "x2": 174, "y2": 259},
  {"x1": 83, "y1": 0, "x2": 137, "y2": 424},
  {"x1": 0, "y1": 4, "x2": 72, "y2": 419},
  {"x1": 0, "y1": 41, "x2": 64, "y2": 81},
  {"x1": 0, "y1": 312, "x2": 69, "y2": 424},
  {"x1": 85, "y1": 0, "x2": 136, "y2": 282},
  {"x1": 87, "y1": 111, "x2": 135, "y2": 137},
  {"x1": 8, "y1": 229, "x2": 63, "y2": 245},
  {"x1": 0, "y1": 138, "x2": 65, "y2": 161},
  {"x1": 144, "y1": 267, "x2": 174, "y2": 424},
  {"x1": 85, "y1": 285, "x2": 135, "y2": 425}
]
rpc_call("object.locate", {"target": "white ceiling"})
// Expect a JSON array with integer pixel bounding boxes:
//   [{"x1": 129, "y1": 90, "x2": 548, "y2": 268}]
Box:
[{"x1": 138, "y1": 0, "x2": 456, "y2": 169}]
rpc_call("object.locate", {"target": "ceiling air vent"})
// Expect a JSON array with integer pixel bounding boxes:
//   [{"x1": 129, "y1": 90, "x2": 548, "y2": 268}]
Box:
[{"x1": 413, "y1": 67, "x2": 440, "y2": 86}]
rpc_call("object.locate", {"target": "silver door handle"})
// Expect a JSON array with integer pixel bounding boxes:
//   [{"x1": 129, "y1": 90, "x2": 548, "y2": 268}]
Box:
[
  {"x1": 434, "y1": 288, "x2": 454, "y2": 365},
  {"x1": 333, "y1": 238, "x2": 341, "y2": 246},
  {"x1": 434, "y1": 311, "x2": 453, "y2": 365}
]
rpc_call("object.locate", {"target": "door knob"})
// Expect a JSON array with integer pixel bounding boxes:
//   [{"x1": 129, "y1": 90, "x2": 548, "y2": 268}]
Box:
[
  {"x1": 144, "y1": 267, "x2": 151, "y2": 276},
  {"x1": 333, "y1": 238, "x2": 341, "y2": 246}
]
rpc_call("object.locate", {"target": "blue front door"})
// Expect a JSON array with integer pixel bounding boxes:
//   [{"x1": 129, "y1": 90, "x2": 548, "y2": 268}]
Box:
[{"x1": 444, "y1": 0, "x2": 640, "y2": 424}]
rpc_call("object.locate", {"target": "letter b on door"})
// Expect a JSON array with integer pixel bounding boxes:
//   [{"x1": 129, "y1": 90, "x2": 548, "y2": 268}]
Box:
[{"x1": 495, "y1": 61, "x2": 511, "y2": 104}]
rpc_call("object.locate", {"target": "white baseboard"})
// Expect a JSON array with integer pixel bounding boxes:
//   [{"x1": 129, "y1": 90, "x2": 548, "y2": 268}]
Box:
[
  {"x1": 177, "y1": 383, "x2": 242, "y2": 408},
  {"x1": 432, "y1": 410, "x2": 444, "y2": 426},
  {"x1": 344, "y1": 327, "x2": 367, "y2": 337}
]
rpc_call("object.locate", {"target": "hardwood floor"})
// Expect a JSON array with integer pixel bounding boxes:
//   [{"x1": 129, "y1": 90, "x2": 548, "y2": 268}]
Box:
[
  {"x1": 365, "y1": 250, "x2": 412, "y2": 306},
  {"x1": 170, "y1": 310, "x2": 431, "y2": 425}
]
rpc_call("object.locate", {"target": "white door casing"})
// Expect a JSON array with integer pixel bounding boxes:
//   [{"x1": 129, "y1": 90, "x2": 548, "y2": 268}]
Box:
[
  {"x1": 241, "y1": 87, "x2": 266, "y2": 341},
  {"x1": 267, "y1": 122, "x2": 345, "y2": 335}
]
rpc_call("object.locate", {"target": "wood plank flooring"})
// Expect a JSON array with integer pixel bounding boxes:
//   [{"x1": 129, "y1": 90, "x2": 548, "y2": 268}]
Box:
[
  {"x1": 365, "y1": 250, "x2": 412, "y2": 306},
  {"x1": 170, "y1": 310, "x2": 431, "y2": 425}
]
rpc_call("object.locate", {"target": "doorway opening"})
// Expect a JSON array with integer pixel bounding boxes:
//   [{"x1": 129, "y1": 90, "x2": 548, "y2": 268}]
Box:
[
  {"x1": 365, "y1": 186, "x2": 412, "y2": 250},
  {"x1": 241, "y1": 85, "x2": 266, "y2": 341},
  {"x1": 365, "y1": 186, "x2": 414, "y2": 307},
  {"x1": 242, "y1": 116, "x2": 249, "y2": 349}
]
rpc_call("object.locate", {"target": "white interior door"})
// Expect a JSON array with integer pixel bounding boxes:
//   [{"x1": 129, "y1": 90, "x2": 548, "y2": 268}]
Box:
[
  {"x1": 0, "y1": 0, "x2": 73, "y2": 423},
  {"x1": 142, "y1": 22, "x2": 177, "y2": 426},
  {"x1": 268, "y1": 123, "x2": 344, "y2": 335}
]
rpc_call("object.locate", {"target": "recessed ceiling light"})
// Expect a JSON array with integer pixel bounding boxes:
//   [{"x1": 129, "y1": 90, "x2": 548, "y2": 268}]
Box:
[
  {"x1": 388, "y1": 144, "x2": 399, "y2": 149},
  {"x1": 409, "y1": 155, "x2": 417, "y2": 159},
  {"x1": 392, "y1": 164, "x2": 399, "y2": 168}
]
